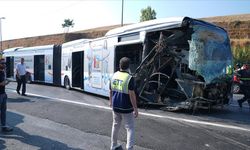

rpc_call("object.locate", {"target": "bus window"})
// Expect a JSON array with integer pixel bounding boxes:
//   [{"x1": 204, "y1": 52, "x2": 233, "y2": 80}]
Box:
[
  {"x1": 48, "y1": 65, "x2": 52, "y2": 70},
  {"x1": 114, "y1": 43, "x2": 143, "y2": 73}
]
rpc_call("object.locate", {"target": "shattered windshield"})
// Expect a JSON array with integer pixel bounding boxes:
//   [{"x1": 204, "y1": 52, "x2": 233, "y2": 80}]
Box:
[{"x1": 188, "y1": 22, "x2": 232, "y2": 84}]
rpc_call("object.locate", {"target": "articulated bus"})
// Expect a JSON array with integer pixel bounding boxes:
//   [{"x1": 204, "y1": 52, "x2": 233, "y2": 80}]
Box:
[
  {"x1": 3, "y1": 17, "x2": 233, "y2": 111},
  {"x1": 4, "y1": 45, "x2": 61, "y2": 85}
]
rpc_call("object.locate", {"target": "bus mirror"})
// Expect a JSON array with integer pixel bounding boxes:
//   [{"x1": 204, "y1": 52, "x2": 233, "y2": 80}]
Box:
[{"x1": 66, "y1": 66, "x2": 68, "y2": 71}]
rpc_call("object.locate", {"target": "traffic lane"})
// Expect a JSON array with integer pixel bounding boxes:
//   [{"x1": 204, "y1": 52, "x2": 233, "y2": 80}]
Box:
[
  {"x1": 136, "y1": 116, "x2": 250, "y2": 150},
  {"x1": 1, "y1": 111, "x2": 111, "y2": 150},
  {"x1": 6, "y1": 92, "x2": 112, "y2": 136},
  {"x1": 7, "y1": 82, "x2": 110, "y2": 106},
  {"x1": 5, "y1": 85, "x2": 249, "y2": 148},
  {"x1": 137, "y1": 94, "x2": 250, "y2": 127},
  {"x1": 7, "y1": 82, "x2": 250, "y2": 126},
  {"x1": 7, "y1": 88, "x2": 250, "y2": 134},
  {"x1": 1, "y1": 111, "x2": 148, "y2": 150},
  {"x1": 186, "y1": 94, "x2": 250, "y2": 127},
  {"x1": 6, "y1": 89, "x2": 250, "y2": 150},
  {"x1": 6, "y1": 95, "x2": 250, "y2": 150}
]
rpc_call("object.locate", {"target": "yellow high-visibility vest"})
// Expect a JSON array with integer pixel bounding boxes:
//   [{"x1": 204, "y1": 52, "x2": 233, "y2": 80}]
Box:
[{"x1": 111, "y1": 71, "x2": 132, "y2": 94}]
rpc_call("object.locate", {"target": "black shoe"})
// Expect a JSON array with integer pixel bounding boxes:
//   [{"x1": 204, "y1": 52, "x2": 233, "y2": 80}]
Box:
[
  {"x1": 22, "y1": 93, "x2": 27, "y2": 96},
  {"x1": 238, "y1": 100, "x2": 242, "y2": 108},
  {"x1": 17, "y1": 91, "x2": 20, "y2": 95},
  {"x1": 113, "y1": 145, "x2": 123, "y2": 150},
  {"x1": 2, "y1": 126, "x2": 13, "y2": 132}
]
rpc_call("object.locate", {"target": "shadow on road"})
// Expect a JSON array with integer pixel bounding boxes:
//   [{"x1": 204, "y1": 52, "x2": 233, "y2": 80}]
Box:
[
  {"x1": 0, "y1": 111, "x2": 83, "y2": 150},
  {"x1": 7, "y1": 94, "x2": 53, "y2": 103},
  {"x1": 0, "y1": 138, "x2": 6, "y2": 149},
  {"x1": 7, "y1": 97, "x2": 34, "y2": 103}
]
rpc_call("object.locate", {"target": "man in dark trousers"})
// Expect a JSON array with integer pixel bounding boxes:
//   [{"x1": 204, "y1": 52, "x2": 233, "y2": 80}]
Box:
[
  {"x1": 16, "y1": 58, "x2": 27, "y2": 96},
  {"x1": 237, "y1": 64, "x2": 250, "y2": 108},
  {"x1": 0, "y1": 60, "x2": 13, "y2": 132},
  {"x1": 110, "y1": 57, "x2": 138, "y2": 150}
]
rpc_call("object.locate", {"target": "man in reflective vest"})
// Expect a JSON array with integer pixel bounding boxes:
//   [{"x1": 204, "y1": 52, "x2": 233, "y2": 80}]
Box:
[{"x1": 110, "y1": 57, "x2": 138, "y2": 150}]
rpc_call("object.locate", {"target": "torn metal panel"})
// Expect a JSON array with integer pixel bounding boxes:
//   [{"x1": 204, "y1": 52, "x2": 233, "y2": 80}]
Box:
[{"x1": 134, "y1": 18, "x2": 233, "y2": 112}]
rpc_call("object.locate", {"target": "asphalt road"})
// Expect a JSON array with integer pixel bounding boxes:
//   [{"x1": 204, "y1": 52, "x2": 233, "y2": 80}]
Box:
[{"x1": 1, "y1": 82, "x2": 250, "y2": 150}]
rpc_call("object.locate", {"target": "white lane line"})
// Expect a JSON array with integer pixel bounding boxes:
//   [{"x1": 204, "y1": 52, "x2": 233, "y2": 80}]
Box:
[{"x1": 8, "y1": 89, "x2": 250, "y2": 132}]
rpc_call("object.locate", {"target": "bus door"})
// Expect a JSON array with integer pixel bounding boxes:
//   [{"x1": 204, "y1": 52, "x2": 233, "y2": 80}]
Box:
[
  {"x1": 72, "y1": 51, "x2": 84, "y2": 89},
  {"x1": 34, "y1": 55, "x2": 45, "y2": 82},
  {"x1": 53, "y1": 45, "x2": 62, "y2": 86},
  {"x1": 5, "y1": 57, "x2": 14, "y2": 78}
]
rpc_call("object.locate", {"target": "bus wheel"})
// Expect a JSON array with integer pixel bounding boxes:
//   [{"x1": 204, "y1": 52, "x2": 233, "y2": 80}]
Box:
[{"x1": 64, "y1": 77, "x2": 71, "y2": 90}]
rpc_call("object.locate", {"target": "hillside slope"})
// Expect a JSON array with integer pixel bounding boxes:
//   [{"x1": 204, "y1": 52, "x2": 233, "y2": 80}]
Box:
[
  {"x1": 201, "y1": 14, "x2": 250, "y2": 22},
  {"x1": 2, "y1": 14, "x2": 250, "y2": 50}
]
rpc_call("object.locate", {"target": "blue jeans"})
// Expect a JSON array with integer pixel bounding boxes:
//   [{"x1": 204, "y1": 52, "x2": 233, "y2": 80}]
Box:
[{"x1": 0, "y1": 93, "x2": 7, "y2": 127}]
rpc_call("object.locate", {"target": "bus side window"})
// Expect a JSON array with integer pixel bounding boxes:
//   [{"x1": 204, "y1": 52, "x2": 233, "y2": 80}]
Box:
[{"x1": 48, "y1": 65, "x2": 51, "y2": 70}]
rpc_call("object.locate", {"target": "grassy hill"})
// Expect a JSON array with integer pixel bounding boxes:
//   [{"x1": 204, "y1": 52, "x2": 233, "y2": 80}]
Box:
[
  {"x1": 201, "y1": 14, "x2": 250, "y2": 63},
  {"x1": 201, "y1": 14, "x2": 250, "y2": 22}
]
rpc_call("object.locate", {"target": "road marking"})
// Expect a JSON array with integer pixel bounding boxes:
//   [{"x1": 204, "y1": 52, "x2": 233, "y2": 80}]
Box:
[{"x1": 8, "y1": 89, "x2": 250, "y2": 132}]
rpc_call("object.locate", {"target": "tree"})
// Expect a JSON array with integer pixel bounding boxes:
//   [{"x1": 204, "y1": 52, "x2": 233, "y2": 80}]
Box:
[
  {"x1": 62, "y1": 19, "x2": 75, "y2": 33},
  {"x1": 140, "y1": 6, "x2": 156, "y2": 22}
]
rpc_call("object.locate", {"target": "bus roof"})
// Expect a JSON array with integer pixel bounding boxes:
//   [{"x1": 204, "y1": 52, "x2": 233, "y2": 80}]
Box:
[
  {"x1": 105, "y1": 17, "x2": 185, "y2": 36},
  {"x1": 62, "y1": 38, "x2": 91, "y2": 48},
  {"x1": 3, "y1": 47, "x2": 23, "y2": 53},
  {"x1": 16, "y1": 44, "x2": 54, "y2": 52}
]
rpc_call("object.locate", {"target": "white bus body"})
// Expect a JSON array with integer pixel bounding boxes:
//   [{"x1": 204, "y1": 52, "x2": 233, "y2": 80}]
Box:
[
  {"x1": 61, "y1": 39, "x2": 90, "y2": 89},
  {"x1": 4, "y1": 45, "x2": 55, "y2": 83},
  {"x1": 3, "y1": 17, "x2": 233, "y2": 111}
]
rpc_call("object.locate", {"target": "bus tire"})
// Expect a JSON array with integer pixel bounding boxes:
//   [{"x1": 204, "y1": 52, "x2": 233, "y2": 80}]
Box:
[{"x1": 64, "y1": 76, "x2": 71, "y2": 90}]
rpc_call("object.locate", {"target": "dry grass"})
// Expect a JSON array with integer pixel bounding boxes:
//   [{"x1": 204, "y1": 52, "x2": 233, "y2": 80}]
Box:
[
  {"x1": 231, "y1": 39, "x2": 250, "y2": 47},
  {"x1": 74, "y1": 24, "x2": 129, "y2": 33},
  {"x1": 201, "y1": 14, "x2": 250, "y2": 22}
]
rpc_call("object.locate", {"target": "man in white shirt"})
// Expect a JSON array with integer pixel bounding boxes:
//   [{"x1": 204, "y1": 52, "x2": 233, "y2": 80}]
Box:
[{"x1": 16, "y1": 58, "x2": 27, "y2": 96}]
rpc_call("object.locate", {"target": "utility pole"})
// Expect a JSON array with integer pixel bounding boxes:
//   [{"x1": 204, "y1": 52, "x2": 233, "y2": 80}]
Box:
[
  {"x1": 121, "y1": 0, "x2": 124, "y2": 26},
  {"x1": 0, "y1": 17, "x2": 5, "y2": 54}
]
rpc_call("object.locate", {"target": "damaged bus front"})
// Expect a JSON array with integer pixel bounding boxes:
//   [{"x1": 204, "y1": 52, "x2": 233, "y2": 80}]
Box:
[{"x1": 134, "y1": 17, "x2": 233, "y2": 111}]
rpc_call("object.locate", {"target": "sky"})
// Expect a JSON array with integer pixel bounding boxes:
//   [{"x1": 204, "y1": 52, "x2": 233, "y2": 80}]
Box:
[{"x1": 0, "y1": 0, "x2": 250, "y2": 41}]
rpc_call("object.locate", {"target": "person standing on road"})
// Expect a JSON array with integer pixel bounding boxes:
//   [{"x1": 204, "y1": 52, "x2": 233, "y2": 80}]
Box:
[
  {"x1": 16, "y1": 58, "x2": 27, "y2": 96},
  {"x1": 109, "y1": 57, "x2": 138, "y2": 150},
  {"x1": 0, "y1": 60, "x2": 13, "y2": 132},
  {"x1": 237, "y1": 64, "x2": 250, "y2": 108}
]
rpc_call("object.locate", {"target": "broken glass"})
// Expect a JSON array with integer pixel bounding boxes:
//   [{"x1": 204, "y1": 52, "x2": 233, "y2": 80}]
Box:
[{"x1": 188, "y1": 22, "x2": 232, "y2": 84}]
